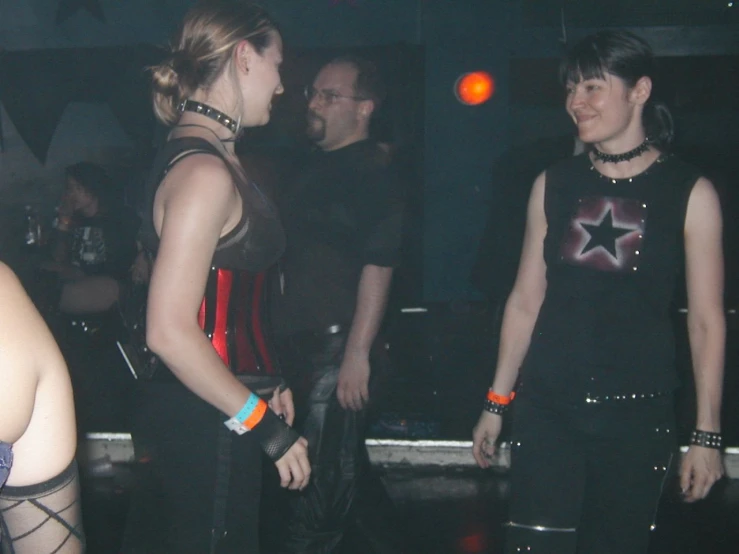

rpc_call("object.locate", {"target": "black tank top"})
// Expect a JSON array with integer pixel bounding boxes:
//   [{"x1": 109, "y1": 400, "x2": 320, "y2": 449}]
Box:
[
  {"x1": 520, "y1": 153, "x2": 701, "y2": 403},
  {"x1": 140, "y1": 137, "x2": 285, "y2": 383},
  {"x1": 141, "y1": 136, "x2": 285, "y2": 272}
]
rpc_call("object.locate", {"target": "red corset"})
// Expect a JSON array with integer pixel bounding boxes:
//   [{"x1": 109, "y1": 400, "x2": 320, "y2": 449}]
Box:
[{"x1": 198, "y1": 268, "x2": 277, "y2": 376}]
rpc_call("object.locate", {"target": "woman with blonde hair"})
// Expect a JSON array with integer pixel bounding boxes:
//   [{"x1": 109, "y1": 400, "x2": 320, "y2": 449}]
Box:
[{"x1": 122, "y1": 2, "x2": 310, "y2": 552}]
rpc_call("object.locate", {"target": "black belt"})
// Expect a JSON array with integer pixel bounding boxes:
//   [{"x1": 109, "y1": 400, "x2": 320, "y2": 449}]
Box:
[
  {"x1": 278, "y1": 324, "x2": 348, "y2": 354},
  {"x1": 283, "y1": 323, "x2": 346, "y2": 340}
]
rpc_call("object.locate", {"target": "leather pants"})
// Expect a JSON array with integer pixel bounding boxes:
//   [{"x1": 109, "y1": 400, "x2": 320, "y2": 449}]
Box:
[{"x1": 275, "y1": 329, "x2": 406, "y2": 554}]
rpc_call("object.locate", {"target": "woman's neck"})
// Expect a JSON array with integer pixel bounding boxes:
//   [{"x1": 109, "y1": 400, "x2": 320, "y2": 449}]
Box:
[
  {"x1": 589, "y1": 146, "x2": 661, "y2": 180},
  {"x1": 171, "y1": 114, "x2": 237, "y2": 156}
]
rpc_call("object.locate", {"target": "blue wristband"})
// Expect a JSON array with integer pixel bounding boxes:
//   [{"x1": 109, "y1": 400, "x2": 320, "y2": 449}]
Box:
[{"x1": 234, "y1": 393, "x2": 260, "y2": 424}]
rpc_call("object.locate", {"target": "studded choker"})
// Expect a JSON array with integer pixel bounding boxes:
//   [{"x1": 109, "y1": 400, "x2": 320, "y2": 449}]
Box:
[
  {"x1": 178, "y1": 100, "x2": 240, "y2": 134},
  {"x1": 592, "y1": 138, "x2": 650, "y2": 164}
]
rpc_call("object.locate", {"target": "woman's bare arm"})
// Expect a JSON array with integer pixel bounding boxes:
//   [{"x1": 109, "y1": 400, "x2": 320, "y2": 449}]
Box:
[
  {"x1": 680, "y1": 177, "x2": 726, "y2": 502},
  {"x1": 473, "y1": 172, "x2": 548, "y2": 468},
  {"x1": 146, "y1": 154, "x2": 251, "y2": 417},
  {"x1": 490, "y1": 171, "x2": 549, "y2": 395}
]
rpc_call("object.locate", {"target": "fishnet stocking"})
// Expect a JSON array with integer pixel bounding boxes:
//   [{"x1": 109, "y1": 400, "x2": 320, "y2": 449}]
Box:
[{"x1": 0, "y1": 461, "x2": 85, "y2": 553}]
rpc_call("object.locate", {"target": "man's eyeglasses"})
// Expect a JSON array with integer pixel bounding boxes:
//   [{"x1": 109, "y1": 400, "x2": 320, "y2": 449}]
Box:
[{"x1": 304, "y1": 86, "x2": 368, "y2": 105}]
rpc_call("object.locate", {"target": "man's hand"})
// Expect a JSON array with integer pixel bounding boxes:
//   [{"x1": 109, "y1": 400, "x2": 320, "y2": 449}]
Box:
[
  {"x1": 680, "y1": 445, "x2": 724, "y2": 502},
  {"x1": 336, "y1": 352, "x2": 370, "y2": 411}
]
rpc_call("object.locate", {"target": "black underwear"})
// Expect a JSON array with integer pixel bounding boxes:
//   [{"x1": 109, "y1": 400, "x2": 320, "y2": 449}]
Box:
[{"x1": 0, "y1": 441, "x2": 11, "y2": 490}]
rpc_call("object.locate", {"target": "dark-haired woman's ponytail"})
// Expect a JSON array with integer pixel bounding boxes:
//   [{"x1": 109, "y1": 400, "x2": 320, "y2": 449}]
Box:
[{"x1": 645, "y1": 101, "x2": 674, "y2": 149}]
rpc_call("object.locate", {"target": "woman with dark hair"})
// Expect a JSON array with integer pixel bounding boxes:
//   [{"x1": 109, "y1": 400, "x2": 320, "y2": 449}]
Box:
[
  {"x1": 472, "y1": 30, "x2": 725, "y2": 553},
  {"x1": 121, "y1": 1, "x2": 309, "y2": 552},
  {"x1": 38, "y1": 161, "x2": 141, "y2": 433},
  {"x1": 47, "y1": 161, "x2": 139, "y2": 315}
]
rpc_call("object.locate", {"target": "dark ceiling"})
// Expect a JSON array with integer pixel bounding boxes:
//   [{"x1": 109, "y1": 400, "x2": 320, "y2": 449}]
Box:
[{"x1": 523, "y1": 0, "x2": 738, "y2": 27}]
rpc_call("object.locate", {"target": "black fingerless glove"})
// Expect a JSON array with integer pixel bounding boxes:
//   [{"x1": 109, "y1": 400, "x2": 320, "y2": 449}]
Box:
[{"x1": 250, "y1": 409, "x2": 301, "y2": 461}]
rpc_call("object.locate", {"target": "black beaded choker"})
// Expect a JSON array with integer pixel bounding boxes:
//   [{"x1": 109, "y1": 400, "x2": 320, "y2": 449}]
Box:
[
  {"x1": 592, "y1": 138, "x2": 650, "y2": 164},
  {"x1": 178, "y1": 99, "x2": 239, "y2": 134}
]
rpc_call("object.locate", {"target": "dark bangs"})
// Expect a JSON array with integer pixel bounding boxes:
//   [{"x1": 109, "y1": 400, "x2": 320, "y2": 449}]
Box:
[
  {"x1": 558, "y1": 43, "x2": 607, "y2": 87},
  {"x1": 559, "y1": 31, "x2": 655, "y2": 88}
]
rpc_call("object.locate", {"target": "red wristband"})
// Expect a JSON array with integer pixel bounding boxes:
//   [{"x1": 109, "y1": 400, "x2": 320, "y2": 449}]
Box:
[
  {"x1": 486, "y1": 389, "x2": 515, "y2": 405},
  {"x1": 243, "y1": 398, "x2": 268, "y2": 430}
]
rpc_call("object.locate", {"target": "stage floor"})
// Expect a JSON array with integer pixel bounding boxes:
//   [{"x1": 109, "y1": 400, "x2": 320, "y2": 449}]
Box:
[
  {"x1": 30, "y1": 300, "x2": 739, "y2": 553},
  {"x1": 80, "y1": 458, "x2": 739, "y2": 554}
]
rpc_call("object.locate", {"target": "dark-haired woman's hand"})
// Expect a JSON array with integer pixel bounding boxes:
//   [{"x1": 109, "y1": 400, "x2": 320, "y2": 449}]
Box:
[
  {"x1": 680, "y1": 446, "x2": 724, "y2": 502},
  {"x1": 472, "y1": 411, "x2": 503, "y2": 469}
]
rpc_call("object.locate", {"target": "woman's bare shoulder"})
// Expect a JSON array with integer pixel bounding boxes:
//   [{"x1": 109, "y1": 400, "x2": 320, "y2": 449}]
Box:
[
  {"x1": 0, "y1": 263, "x2": 65, "y2": 375},
  {"x1": 160, "y1": 151, "x2": 236, "y2": 202},
  {"x1": 0, "y1": 262, "x2": 43, "y2": 333},
  {"x1": 0, "y1": 264, "x2": 40, "y2": 443}
]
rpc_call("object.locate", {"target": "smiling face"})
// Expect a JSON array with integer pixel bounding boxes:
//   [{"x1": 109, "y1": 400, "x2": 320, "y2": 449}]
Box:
[{"x1": 565, "y1": 71, "x2": 650, "y2": 152}]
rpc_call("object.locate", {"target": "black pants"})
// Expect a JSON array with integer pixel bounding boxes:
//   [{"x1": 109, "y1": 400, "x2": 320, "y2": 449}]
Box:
[
  {"x1": 122, "y1": 381, "x2": 263, "y2": 554},
  {"x1": 505, "y1": 393, "x2": 677, "y2": 554},
  {"x1": 56, "y1": 310, "x2": 134, "y2": 433},
  {"x1": 275, "y1": 330, "x2": 405, "y2": 554}
]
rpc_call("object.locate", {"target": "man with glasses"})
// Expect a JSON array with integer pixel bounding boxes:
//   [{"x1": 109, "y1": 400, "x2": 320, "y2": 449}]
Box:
[{"x1": 270, "y1": 55, "x2": 406, "y2": 553}]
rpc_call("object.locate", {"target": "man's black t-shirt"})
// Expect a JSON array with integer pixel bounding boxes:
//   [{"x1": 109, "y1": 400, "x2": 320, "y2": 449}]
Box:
[
  {"x1": 70, "y1": 208, "x2": 140, "y2": 281},
  {"x1": 271, "y1": 140, "x2": 404, "y2": 336}
]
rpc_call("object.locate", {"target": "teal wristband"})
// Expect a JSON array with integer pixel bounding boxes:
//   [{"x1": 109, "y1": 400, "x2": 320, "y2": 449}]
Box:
[{"x1": 234, "y1": 393, "x2": 260, "y2": 423}]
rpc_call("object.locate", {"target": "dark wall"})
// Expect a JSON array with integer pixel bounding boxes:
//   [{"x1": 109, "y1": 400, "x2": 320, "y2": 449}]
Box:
[
  {"x1": 272, "y1": 0, "x2": 520, "y2": 302},
  {"x1": 249, "y1": 0, "x2": 516, "y2": 302},
  {"x1": 251, "y1": 2, "x2": 739, "y2": 303},
  {"x1": 5, "y1": 1, "x2": 736, "y2": 303},
  {"x1": 421, "y1": 0, "x2": 514, "y2": 301}
]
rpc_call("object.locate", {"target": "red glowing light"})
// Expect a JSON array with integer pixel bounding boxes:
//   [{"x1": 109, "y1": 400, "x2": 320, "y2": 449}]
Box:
[
  {"x1": 455, "y1": 71, "x2": 495, "y2": 106},
  {"x1": 458, "y1": 530, "x2": 489, "y2": 553}
]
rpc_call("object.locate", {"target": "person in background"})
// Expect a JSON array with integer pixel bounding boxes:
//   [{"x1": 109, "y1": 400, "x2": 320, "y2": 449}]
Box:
[
  {"x1": 39, "y1": 161, "x2": 141, "y2": 433},
  {"x1": 472, "y1": 30, "x2": 725, "y2": 553},
  {"x1": 0, "y1": 262, "x2": 85, "y2": 553},
  {"x1": 271, "y1": 55, "x2": 406, "y2": 553},
  {"x1": 47, "y1": 161, "x2": 140, "y2": 315},
  {"x1": 121, "y1": 2, "x2": 310, "y2": 552}
]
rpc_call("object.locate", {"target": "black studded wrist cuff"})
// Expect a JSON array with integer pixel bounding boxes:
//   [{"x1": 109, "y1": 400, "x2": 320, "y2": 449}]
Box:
[
  {"x1": 690, "y1": 429, "x2": 723, "y2": 450},
  {"x1": 483, "y1": 399, "x2": 508, "y2": 415}
]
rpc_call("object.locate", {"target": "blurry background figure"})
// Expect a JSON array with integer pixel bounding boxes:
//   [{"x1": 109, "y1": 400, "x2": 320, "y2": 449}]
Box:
[
  {"x1": 0, "y1": 262, "x2": 85, "y2": 554},
  {"x1": 46, "y1": 161, "x2": 140, "y2": 314},
  {"x1": 38, "y1": 161, "x2": 141, "y2": 433}
]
